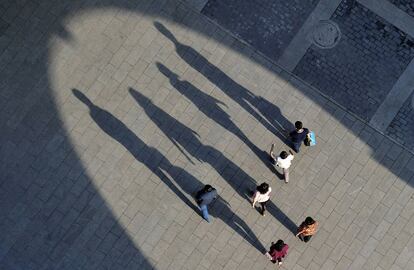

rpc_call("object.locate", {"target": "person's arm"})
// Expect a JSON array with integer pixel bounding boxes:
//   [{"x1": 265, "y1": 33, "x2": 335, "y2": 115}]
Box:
[
  {"x1": 212, "y1": 189, "x2": 218, "y2": 200},
  {"x1": 295, "y1": 229, "x2": 304, "y2": 237},
  {"x1": 269, "y1": 144, "x2": 276, "y2": 159},
  {"x1": 296, "y1": 225, "x2": 306, "y2": 236},
  {"x1": 252, "y1": 191, "x2": 258, "y2": 207}
]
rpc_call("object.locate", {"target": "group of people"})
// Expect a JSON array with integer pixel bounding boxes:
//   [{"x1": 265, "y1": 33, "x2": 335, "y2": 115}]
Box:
[
  {"x1": 265, "y1": 217, "x2": 318, "y2": 266},
  {"x1": 194, "y1": 121, "x2": 317, "y2": 266}
]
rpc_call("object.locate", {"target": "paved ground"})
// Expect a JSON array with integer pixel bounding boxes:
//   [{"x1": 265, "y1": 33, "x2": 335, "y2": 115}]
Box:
[
  {"x1": 0, "y1": 0, "x2": 414, "y2": 270},
  {"x1": 294, "y1": 0, "x2": 414, "y2": 121},
  {"x1": 390, "y1": 0, "x2": 414, "y2": 17},
  {"x1": 387, "y1": 92, "x2": 414, "y2": 150},
  {"x1": 202, "y1": 0, "x2": 320, "y2": 59},
  {"x1": 202, "y1": 0, "x2": 414, "y2": 152}
]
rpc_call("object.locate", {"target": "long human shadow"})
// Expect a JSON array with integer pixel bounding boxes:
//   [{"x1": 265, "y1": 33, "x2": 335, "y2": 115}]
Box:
[
  {"x1": 73, "y1": 89, "x2": 266, "y2": 253},
  {"x1": 130, "y1": 88, "x2": 297, "y2": 234},
  {"x1": 154, "y1": 21, "x2": 294, "y2": 144},
  {"x1": 156, "y1": 62, "x2": 280, "y2": 176}
]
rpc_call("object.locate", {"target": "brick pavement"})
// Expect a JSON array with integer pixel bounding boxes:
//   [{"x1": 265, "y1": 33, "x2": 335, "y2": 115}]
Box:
[
  {"x1": 201, "y1": 0, "x2": 321, "y2": 60},
  {"x1": 203, "y1": 0, "x2": 414, "y2": 153},
  {"x1": 389, "y1": 0, "x2": 414, "y2": 17},
  {"x1": 0, "y1": 0, "x2": 414, "y2": 270},
  {"x1": 386, "y1": 92, "x2": 414, "y2": 150},
  {"x1": 293, "y1": 0, "x2": 414, "y2": 121}
]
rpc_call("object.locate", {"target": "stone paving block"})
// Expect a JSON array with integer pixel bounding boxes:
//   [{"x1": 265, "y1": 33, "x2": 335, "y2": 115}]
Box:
[
  {"x1": 400, "y1": 198, "x2": 414, "y2": 220},
  {"x1": 396, "y1": 184, "x2": 414, "y2": 207},
  {"x1": 313, "y1": 166, "x2": 334, "y2": 188},
  {"x1": 310, "y1": 228, "x2": 330, "y2": 250},
  {"x1": 326, "y1": 226, "x2": 345, "y2": 249},
  {"x1": 319, "y1": 196, "x2": 338, "y2": 218},
  {"x1": 313, "y1": 243, "x2": 334, "y2": 266},
  {"x1": 385, "y1": 202, "x2": 405, "y2": 224},
  {"x1": 323, "y1": 211, "x2": 342, "y2": 233},
  {"x1": 396, "y1": 240, "x2": 414, "y2": 269},
  {"x1": 296, "y1": 245, "x2": 318, "y2": 268},
  {"x1": 360, "y1": 236, "x2": 379, "y2": 259},
  {"x1": 356, "y1": 220, "x2": 376, "y2": 243}
]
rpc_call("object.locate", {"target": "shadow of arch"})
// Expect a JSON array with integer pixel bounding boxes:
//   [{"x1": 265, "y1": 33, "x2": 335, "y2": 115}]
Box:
[{"x1": 1, "y1": 0, "x2": 413, "y2": 268}]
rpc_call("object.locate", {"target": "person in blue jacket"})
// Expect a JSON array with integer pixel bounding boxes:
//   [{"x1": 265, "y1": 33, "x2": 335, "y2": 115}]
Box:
[
  {"x1": 195, "y1": 185, "x2": 217, "y2": 222},
  {"x1": 289, "y1": 121, "x2": 309, "y2": 153}
]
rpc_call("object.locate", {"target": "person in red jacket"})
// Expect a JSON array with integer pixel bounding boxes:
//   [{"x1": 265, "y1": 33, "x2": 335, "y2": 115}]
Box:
[{"x1": 265, "y1": 240, "x2": 289, "y2": 266}]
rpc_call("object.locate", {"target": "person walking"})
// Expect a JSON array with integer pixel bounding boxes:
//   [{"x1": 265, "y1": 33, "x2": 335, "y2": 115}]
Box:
[
  {"x1": 195, "y1": 185, "x2": 217, "y2": 223},
  {"x1": 265, "y1": 240, "x2": 289, "y2": 266},
  {"x1": 289, "y1": 121, "x2": 309, "y2": 153},
  {"x1": 251, "y1": 182, "x2": 272, "y2": 216},
  {"x1": 296, "y1": 216, "x2": 318, "y2": 242},
  {"x1": 270, "y1": 145, "x2": 294, "y2": 183}
]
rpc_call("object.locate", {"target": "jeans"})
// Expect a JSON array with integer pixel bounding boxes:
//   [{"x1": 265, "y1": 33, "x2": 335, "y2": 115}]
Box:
[
  {"x1": 292, "y1": 141, "x2": 301, "y2": 153},
  {"x1": 200, "y1": 204, "x2": 210, "y2": 222}
]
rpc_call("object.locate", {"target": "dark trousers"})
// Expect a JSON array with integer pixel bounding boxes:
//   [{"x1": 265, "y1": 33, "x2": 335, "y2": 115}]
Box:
[
  {"x1": 292, "y1": 141, "x2": 301, "y2": 153},
  {"x1": 299, "y1": 234, "x2": 312, "y2": 242},
  {"x1": 259, "y1": 200, "x2": 268, "y2": 215}
]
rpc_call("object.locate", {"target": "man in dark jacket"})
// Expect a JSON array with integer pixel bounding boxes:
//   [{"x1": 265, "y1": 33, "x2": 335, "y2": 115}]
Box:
[
  {"x1": 289, "y1": 121, "x2": 309, "y2": 153},
  {"x1": 195, "y1": 185, "x2": 217, "y2": 222}
]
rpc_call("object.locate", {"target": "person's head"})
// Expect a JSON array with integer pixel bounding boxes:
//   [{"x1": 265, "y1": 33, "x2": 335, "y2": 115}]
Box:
[
  {"x1": 305, "y1": 216, "x2": 315, "y2": 226},
  {"x1": 257, "y1": 182, "x2": 269, "y2": 194},
  {"x1": 274, "y1": 240, "x2": 285, "y2": 251},
  {"x1": 279, "y1": 151, "x2": 288, "y2": 159},
  {"x1": 204, "y1": 185, "x2": 214, "y2": 192},
  {"x1": 295, "y1": 121, "x2": 303, "y2": 130}
]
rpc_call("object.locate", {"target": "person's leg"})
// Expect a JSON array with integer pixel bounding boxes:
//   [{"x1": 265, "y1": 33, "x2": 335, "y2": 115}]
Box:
[
  {"x1": 200, "y1": 204, "x2": 210, "y2": 222},
  {"x1": 283, "y1": 168, "x2": 289, "y2": 183},
  {"x1": 277, "y1": 257, "x2": 282, "y2": 265},
  {"x1": 260, "y1": 201, "x2": 267, "y2": 216},
  {"x1": 292, "y1": 142, "x2": 300, "y2": 153},
  {"x1": 303, "y1": 235, "x2": 312, "y2": 242}
]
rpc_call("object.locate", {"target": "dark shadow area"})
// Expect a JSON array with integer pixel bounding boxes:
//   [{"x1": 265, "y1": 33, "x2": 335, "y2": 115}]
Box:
[
  {"x1": 72, "y1": 89, "x2": 199, "y2": 214},
  {"x1": 156, "y1": 62, "x2": 280, "y2": 175},
  {"x1": 154, "y1": 21, "x2": 294, "y2": 145},
  {"x1": 266, "y1": 201, "x2": 297, "y2": 234},
  {"x1": 73, "y1": 89, "x2": 266, "y2": 253},
  {"x1": 129, "y1": 87, "x2": 297, "y2": 234}
]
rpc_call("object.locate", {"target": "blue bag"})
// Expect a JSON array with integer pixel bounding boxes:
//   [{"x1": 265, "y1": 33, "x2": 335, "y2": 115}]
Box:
[{"x1": 308, "y1": 131, "x2": 316, "y2": 146}]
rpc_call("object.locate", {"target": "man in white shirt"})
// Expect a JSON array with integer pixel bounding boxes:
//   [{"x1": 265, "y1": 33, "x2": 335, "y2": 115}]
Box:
[{"x1": 270, "y1": 144, "x2": 294, "y2": 183}]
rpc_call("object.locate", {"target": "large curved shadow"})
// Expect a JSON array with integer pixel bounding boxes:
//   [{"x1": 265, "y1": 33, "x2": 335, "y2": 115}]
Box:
[{"x1": 1, "y1": 0, "x2": 412, "y2": 268}]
